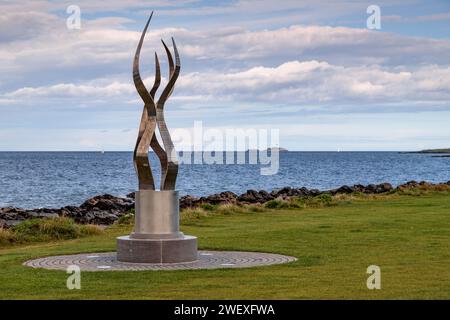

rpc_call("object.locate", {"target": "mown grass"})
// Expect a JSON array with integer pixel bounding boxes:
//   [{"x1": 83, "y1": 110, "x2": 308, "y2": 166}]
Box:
[{"x1": 0, "y1": 190, "x2": 449, "y2": 299}]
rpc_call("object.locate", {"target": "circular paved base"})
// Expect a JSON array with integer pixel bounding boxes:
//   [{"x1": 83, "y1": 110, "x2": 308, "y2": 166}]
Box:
[{"x1": 23, "y1": 251, "x2": 297, "y2": 271}]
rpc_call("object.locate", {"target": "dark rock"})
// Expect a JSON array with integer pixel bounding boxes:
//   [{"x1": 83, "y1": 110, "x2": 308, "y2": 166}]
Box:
[
  {"x1": 1, "y1": 220, "x2": 23, "y2": 228},
  {"x1": 352, "y1": 184, "x2": 366, "y2": 193},
  {"x1": 364, "y1": 184, "x2": 377, "y2": 193},
  {"x1": 199, "y1": 191, "x2": 238, "y2": 206},
  {"x1": 89, "y1": 211, "x2": 119, "y2": 225},
  {"x1": 180, "y1": 195, "x2": 199, "y2": 209},
  {"x1": 270, "y1": 189, "x2": 280, "y2": 197},
  {"x1": 80, "y1": 194, "x2": 134, "y2": 211},
  {"x1": 276, "y1": 187, "x2": 293, "y2": 197},
  {"x1": 333, "y1": 185, "x2": 353, "y2": 194},
  {"x1": 0, "y1": 208, "x2": 21, "y2": 221},
  {"x1": 24, "y1": 211, "x2": 59, "y2": 219},
  {"x1": 205, "y1": 191, "x2": 237, "y2": 204},
  {"x1": 375, "y1": 183, "x2": 393, "y2": 193},
  {"x1": 296, "y1": 187, "x2": 310, "y2": 197},
  {"x1": 309, "y1": 189, "x2": 322, "y2": 196},
  {"x1": 398, "y1": 180, "x2": 419, "y2": 189},
  {"x1": 258, "y1": 190, "x2": 274, "y2": 202},
  {"x1": 238, "y1": 189, "x2": 266, "y2": 203}
]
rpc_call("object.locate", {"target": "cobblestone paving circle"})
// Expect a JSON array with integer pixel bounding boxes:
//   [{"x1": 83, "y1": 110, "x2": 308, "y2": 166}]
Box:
[{"x1": 24, "y1": 251, "x2": 297, "y2": 271}]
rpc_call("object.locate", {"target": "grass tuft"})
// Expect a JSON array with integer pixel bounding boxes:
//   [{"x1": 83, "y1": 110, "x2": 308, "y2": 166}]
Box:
[
  {"x1": 117, "y1": 212, "x2": 135, "y2": 225},
  {"x1": 10, "y1": 217, "x2": 102, "y2": 243},
  {"x1": 265, "y1": 199, "x2": 290, "y2": 209},
  {"x1": 0, "y1": 228, "x2": 16, "y2": 245},
  {"x1": 199, "y1": 203, "x2": 217, "y2": 211}
]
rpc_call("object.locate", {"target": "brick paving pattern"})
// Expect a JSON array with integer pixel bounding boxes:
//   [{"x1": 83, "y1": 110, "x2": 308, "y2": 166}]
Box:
[{"x1": 24, "y1": 251, "x2": 297, "y2": 271}]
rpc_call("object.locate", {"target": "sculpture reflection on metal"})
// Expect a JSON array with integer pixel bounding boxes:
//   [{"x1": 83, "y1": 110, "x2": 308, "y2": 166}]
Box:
[{"x1": 133, "y1": 11, "x2": 179, "y2": 191}]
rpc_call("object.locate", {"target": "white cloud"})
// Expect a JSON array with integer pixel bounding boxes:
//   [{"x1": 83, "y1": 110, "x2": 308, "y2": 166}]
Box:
[
  {"x1": 0, "y1": 0, "x2": 199, "y2": 14},
  {"x1": 7, "y1": 82, "x2": 133, "y2": 98},
  {"x1": 2, "y1": 10, "x2": 450, "y2": 86},
  {"x1": 3, "y1": 60, "x2": 449, "y2": 114},
  {"x1": 177, "y1": 61, "x2": 450, "y2": 106}
]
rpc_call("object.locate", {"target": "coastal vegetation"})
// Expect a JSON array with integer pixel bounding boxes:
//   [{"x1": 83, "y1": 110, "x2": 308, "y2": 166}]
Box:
[
  {"x1": 0, "y1": 185, "x2": 450, "y2": 299},
  {"x1": 0, "y1": 217, "x2": 102, "y2": 245}
]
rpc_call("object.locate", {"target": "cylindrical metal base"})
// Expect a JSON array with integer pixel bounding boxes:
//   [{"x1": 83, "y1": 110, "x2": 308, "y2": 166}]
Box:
[
  {"x1": 117, "y1": 235, "x2": 198, "y2": 263},
  {"x1": 131, "y1": 190, "x2": 182, "y2": 239},
  {"x1": 117, "y1": 190, "x2": 198, "y2": 263}
]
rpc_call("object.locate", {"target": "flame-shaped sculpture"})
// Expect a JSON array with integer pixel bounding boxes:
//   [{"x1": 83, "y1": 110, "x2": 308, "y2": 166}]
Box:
[
  {"x1": 133, "y1": 12, "x2": 179, "y2": 191},
  {"x1": 117, "y1": 12, "x2": 197, "y2": 264}
]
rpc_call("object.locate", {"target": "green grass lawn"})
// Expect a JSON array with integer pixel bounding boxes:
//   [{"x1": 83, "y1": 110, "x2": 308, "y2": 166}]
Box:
[{"x1": 1, "y1": 191, "x2": 450, "y2": 299}]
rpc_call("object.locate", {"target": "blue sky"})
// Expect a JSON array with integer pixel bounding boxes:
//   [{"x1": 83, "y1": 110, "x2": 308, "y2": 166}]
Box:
[{"x1": 0, "y1": 0, "x2": 449, "y2": 151}]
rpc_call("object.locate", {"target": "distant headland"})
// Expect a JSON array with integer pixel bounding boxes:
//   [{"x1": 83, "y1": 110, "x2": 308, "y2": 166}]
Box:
[
  {"x1": 400, "y1": 148, "x2": 450, "y2": 157},
  {"x1": 416, "y1": 148, "x2": 450, "y2": 153}
]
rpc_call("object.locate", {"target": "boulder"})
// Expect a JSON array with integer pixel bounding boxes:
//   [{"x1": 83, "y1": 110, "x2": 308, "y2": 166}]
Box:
[
  {"x1": 1, "y1": 219, "x2": 22, "y2": 228},
  {"x1": 24, "y1": 211, "x2": 59, "y2": 219},
  {"x1": 200, "y1": 191, "x2": 238, "y2": 206},
  {"x1": 258, "y1": 190, "x2": 274, "y2": 202},
  {"x1": 352, "y1": 184, "x2": 366, "y2": 193},
  {"x1": 398, "y1": 180, "x2": 419, "y2": 189},
  {"x1": 333, "y1": 185, "x2": 354, "y2": 194},
  {"x1": 296, "y1": 187, "x2": 310, "y2": 197},
  {"x1": 364, "y1": 184, "x2": 377, "y2": 193},
  {"x1": 80, "y1": 194, "x2": 134, "y2": 211},
  {"x1": 0, "y1": 207, "x2": 22, "y2": 221},
  {"x1": 309, "y1": 189, "x2": 322, "y2": 196},
  {"x1": 180, "y1": 195, "x2": 199, "y2": 209},
  {"x1": 238, "y1": 189, "x2": 265, "y2": 203},
  {"x1": 375, "y1": 183, "x2": 393, "y2": 193}
]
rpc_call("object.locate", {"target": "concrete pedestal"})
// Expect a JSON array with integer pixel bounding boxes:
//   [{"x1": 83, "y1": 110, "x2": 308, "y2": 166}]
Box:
[
  {"x1": 117, "y1": 235, "x2": 197, "y2": 263},
  {"x1": 117, "y1": 190, "x2": 198, "y2": 263}
]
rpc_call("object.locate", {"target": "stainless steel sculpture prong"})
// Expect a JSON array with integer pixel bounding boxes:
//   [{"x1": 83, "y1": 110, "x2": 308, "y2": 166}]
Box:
[
  {"x1": 133, "y1": 12, "x2": 157, "y2": 190},
  {"x1": 149, "y1": 52, "x2": 168, "y2": 187},
  {"x1": 157, "y1": 37, "x2": 180, "y2": 190},
  {"x1": 132, "y1": 13, "x2": 180, "y2": 191}
]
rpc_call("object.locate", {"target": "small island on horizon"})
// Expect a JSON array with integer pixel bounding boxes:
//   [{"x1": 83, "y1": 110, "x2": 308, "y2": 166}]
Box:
[{"x1": 247, "y1": 147, "x2": 289, "y2": 152}]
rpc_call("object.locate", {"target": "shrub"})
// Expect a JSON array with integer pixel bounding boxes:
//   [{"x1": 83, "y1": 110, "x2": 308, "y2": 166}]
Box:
[
  {"x1": 0, "y1": 228, "x2": 16, "y2": 245},
  {"x1": 265, "y1": 199, "x2": 289, "y2": 209},
  {"x1": 289, "y1": 194, "x2": 335, "y2": 209},
  {"x1": 313, "y1": 193, "x2": 333, "y2": 206},
  {"x1": 245, "y1": 204, "x2": 266, "y2": 213},
  {"x1": 215, "y1": 204, "x2": 245, "y2": 215},
  {"x1": 81, "y1": 224, "x2": 104, "y2": 236},
  {"x1": 180, "y1": 208, "x2": 208, "y2": 221},
  {"x1": 12, "y1": 217, "x2": 102, "y2": 243},
  {"x1": 117, "y1": 212, "x2": 135, "y2": 225},
  {"x1": 199, "y1": 203, "x2": 216, "y2": 211}
]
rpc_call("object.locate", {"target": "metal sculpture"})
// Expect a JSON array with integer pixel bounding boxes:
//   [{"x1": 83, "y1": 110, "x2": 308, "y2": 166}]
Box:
[
  {"x1": 133, "y1": 11, "x2": 179, "y2": 191},
  {"x1": 117, "y1": 12, "x2": 197, "y2": 264}
]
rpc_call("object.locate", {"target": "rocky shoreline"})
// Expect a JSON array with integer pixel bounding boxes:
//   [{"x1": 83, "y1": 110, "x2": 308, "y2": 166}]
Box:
[{"x1": 1, "y1": 180, "x2": 449, "y2": 229}]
